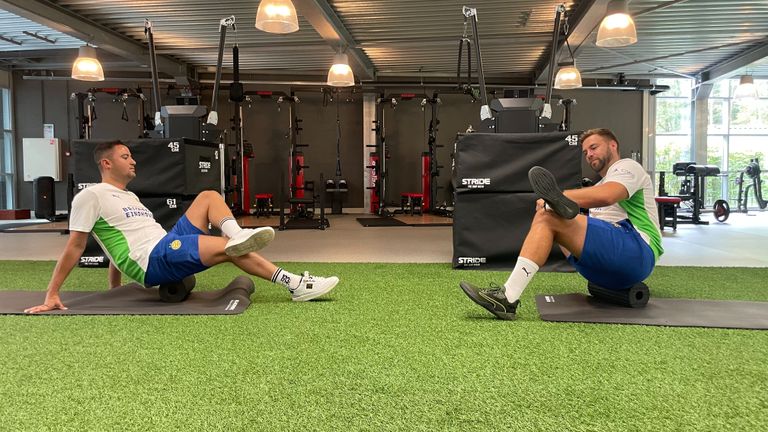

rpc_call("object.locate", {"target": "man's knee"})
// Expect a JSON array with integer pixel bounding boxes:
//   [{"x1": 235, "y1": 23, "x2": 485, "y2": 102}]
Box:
[
  {"x1": 531, "y1": 209, "x2": 560, "y2": 227},
  {"x1": 197, "y1": 190, "x2": 221, "y2": 203}
]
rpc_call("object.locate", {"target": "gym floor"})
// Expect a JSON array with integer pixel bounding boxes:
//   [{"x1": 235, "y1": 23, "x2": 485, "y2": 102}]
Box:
[{"x1": 1, "y1": 210, "x2": 766, "y2": 267}]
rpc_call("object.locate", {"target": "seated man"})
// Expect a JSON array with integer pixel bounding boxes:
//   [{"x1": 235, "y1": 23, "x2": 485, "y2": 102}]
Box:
[
  {"x1": 25, "y1": 141, "x2": 338, "y2": 313},
  {"x1": 461, "y1": 128, "x2": 663, "y2": 320}
]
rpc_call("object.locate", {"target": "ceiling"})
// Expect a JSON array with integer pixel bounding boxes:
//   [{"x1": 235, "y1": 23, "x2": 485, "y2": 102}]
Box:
[{"x1": 1, "y1": 0, "x2": 767, "y2": 87}]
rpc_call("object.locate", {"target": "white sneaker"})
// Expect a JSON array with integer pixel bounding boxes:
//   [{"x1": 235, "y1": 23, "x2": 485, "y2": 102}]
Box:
[
  {"x1": 291, "y1": 272, "x2": 339, "y2": 302},
  {"x1": 224, "y1": 227, "x2": 275, "y2": 257}
]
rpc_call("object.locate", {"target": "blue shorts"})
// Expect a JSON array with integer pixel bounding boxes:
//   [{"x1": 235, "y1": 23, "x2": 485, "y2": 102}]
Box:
[
  {"x1": 144, "y1": 215, "x2": 209, "y2": 286},
  {"x1": 567, "y1": 218, "x2": 655, "y2": 290}
]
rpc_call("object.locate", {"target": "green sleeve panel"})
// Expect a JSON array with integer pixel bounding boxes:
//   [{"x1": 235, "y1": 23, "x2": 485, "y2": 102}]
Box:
[
  {"x1": 92, "y1": 217, "x2": 147, "y2": 283},
  {"x1": 619, "y1": 191, "x2": 664, "y2": 260}
]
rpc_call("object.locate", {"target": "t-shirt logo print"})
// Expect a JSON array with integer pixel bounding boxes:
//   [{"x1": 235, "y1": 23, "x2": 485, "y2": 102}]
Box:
[{"x1": 170, "y1": 240, "x2": 182, "y2": 250}]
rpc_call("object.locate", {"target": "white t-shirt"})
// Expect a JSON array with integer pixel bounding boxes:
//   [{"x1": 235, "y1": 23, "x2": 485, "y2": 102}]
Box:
[
  {"x1": 590, "y1": 159, "x2": 664, "y2": 259},
  {"x1": 69, "y1": 183, "x2": 167, "y2": 283}
]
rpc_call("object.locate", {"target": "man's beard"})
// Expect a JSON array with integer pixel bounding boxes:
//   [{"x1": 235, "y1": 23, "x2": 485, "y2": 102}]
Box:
[{"x1": 590, "y1": 157, "x2": 606, "y2": 173}]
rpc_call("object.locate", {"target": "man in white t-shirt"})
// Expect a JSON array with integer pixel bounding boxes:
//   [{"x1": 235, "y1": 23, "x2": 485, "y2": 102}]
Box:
[
  {"x1": 460, "y1": 128, "x2": 663, "y2": 320},
  {"x1": 25, "y1": 141, "x2": 338, "y2": 313}
]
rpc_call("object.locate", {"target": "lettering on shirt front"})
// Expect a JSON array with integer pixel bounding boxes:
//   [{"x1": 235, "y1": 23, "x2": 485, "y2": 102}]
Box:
[{"x1": 122, "y1": 206, "x2": 153, "y2": 219}]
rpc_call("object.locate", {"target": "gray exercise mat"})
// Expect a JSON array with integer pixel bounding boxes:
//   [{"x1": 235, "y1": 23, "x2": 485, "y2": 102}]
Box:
[
  {"x1": 0, "y1": 276, "x2": 254, "y2": 315},
  {"x1": 536, "y1": 293, "x2": 768, "y2": 330}
]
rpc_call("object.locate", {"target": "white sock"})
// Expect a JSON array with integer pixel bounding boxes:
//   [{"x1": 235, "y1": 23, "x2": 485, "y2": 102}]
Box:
[
  {"x1": 271, "y1": 267, "x2": 301, "y2": 290},
  {"x1": 220, "y1": 217, "x2": 242, "y2": 238},
  {"x1": 503, "y1": 256, "x2": 539, "y2": 303}
]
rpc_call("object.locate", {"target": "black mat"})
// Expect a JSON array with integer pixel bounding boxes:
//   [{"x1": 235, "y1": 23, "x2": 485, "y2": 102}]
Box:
[
  {"x1": 356, "y1": 217, "x2": 407, "y2": 227},
  {"x1": 0, "y1": 276, "x2": 254, "y2": 315},
  {"x1": 0, "y1": 221, "x2": 52, "y2": 232},
  {"x1": 284, "y1": 218, "x2": 327, "y2": 229},
  {"x1": 536, "y1": 293, "x2": 768, "y2": 330}
]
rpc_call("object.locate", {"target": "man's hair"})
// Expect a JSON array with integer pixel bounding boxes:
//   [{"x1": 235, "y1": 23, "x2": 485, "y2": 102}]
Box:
[
  {"x1": 93, "y1": 141, "x2": 125, "y2": 168},
  {"x1": 579, "y1": 128, "x2": 620, "y2": 149}
]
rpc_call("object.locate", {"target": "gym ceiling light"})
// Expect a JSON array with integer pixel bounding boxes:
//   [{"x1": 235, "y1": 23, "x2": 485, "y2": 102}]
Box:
[
  {"x1": 554, "y1": 61, "x2": 582, "y2": 89},
  {"x1": 734, "y1": 75, "x2": 758, "y2": 99},
  {"x1": 255, "y1": 0, "x2": 300, "y2": 34},
  {"x1": 327, "y1": 51, "x2": 355, "y2": 87},
  {"x1": 71, "y1": 45, "x2": 105, "y2": 81},
  {"x1": 596, "y1": 0, "x2": 637, "y2": 48}
]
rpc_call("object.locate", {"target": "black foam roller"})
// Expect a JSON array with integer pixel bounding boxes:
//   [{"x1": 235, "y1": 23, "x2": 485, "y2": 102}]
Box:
[
  {"x1": 159, "y1": 275, "x2": 196, "y2": 303},
  {"x1": 587, "y1": 281, "x2": 650, "y2": 308}
]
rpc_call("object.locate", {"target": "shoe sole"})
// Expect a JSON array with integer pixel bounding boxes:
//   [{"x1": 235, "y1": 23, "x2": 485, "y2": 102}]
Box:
[
  {"x1": 225, "y1": 227, "x2": 275, "y2": 257},
  {"x1": 528, "y1": 166, "x2": 579, "y2": 219},
  {"x1": 459, "y1": 281, "x2": 517, "y2": 320},
  {"x1": 292, "y1": 277, "x2": 339, "y2": 302}
]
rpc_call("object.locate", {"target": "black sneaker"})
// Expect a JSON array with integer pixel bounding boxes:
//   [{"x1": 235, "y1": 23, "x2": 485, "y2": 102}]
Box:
[
  {"x1": 459, "y1": 281, "x2": 519, "y2": 320},
  {"x1": 528, "y1": 166, "x2": 580, "y2": 219}
]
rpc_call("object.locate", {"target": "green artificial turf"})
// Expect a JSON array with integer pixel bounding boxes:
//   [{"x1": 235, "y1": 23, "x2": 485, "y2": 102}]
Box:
[{"x1": 1, "y1": 262, "x2": 767, "y2": 431}]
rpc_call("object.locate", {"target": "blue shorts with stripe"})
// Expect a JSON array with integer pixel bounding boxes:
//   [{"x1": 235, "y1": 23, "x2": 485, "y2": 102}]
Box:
[
  {"x1": 566, "y1": 218, "x2": 655, "y2": 290},
  {"x1": 144, "y1": 215, "x2": 209, "y2": 286}
]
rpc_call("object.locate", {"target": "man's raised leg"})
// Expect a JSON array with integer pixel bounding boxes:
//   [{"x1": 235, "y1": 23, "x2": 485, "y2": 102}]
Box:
[
  {"x1": 184, "y1": 190, "x2": 274, "y2": 256},
  {"x1": 197, "y1": 236, "x2": 338, "y2": 302}
]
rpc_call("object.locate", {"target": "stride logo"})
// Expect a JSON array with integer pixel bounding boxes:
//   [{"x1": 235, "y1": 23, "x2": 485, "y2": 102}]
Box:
[
  {"x1": 225, "y1": 299, "x2": 240, "y2": 311},
  {"x1": 457, "y1": 256, "x2": 486, "y2": 266},
  {"x1": 461, "y1": 178, "x2": 491, "y2": 189},
  {"x1": 80, "y1": 256, "x2": 105, "y2": 265}
]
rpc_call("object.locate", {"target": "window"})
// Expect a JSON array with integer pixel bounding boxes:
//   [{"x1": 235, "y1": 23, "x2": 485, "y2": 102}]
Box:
[
  {"x1": 708, "y1": 78, "x2": 768, "y2": 208},
  {"x1": 654, "y1": 78, "x2": 693, "y2": 195},
  {"x1": 1, "y1": 87, "x2": 13, "y2": 209}
]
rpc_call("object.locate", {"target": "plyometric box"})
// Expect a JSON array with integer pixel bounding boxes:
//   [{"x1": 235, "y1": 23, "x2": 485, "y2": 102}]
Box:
[
  {"x1": 452, "y1": 132, "x2": 583, "y2": 272},
  {"x1": 452, "y1": 192, "x2": 573, "y2": 271},
  {"x1": 453, "y1": 131, "x2": 582, "y2": 194},
  {"x1": 71, "y1": 138, "x2": 221, "y2": 196}
]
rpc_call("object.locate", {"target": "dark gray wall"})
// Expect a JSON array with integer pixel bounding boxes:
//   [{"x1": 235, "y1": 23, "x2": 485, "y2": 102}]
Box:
[
  {"x1": 13, "y1": 71, "x2": 167, "y2": 211},
  {"x1": 216, "y1": 87, "x2": 364, "y2": 208},
  {"x1": 556, "y1": 88, "x2": 644, "y2": 179},
  {"x1": 382, "y1": 91, "x2": 484, "y2": 208},
  {"x1": 13, "y1": 70, "x2": 643, "y2": 212}
]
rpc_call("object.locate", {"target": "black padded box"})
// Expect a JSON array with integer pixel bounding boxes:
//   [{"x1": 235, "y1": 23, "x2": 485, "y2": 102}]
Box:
[
  {"x1": 452, "y1": 192, "x2": 574, "y2": 272},
  {"x1": 453, "y1": 132, "x2": 582, "y2": 194},
  {"x1": 72, "y1": 138, "x2": 221, "y2": 196}
]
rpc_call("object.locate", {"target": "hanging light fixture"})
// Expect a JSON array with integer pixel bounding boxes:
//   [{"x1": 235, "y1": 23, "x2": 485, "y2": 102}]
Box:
[
  {"x1": 734, "y1": 75, "x2": 757, "y2": 99},
  {"x1": 327, "y1": 51, "x2": 355, "y2": 87},
  {"x1": 255, "y1": 0, "x2": 299, "y2": 34},
  {"x1": 554, "y1": 35, "x2": 582, "y2": 90},
  {"x1": 596, "y1": 0, "x2": 637, "y2": 48},
  {"x1": 554, "y1": 61, "x2": 582, "y2": 89},
  {"x1": 71, "y1": 45, "x2": 105, "y2": 81}
]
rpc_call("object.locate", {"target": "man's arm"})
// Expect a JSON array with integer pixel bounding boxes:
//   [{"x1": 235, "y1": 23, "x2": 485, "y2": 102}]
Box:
[
  {"x1": 108, "y1": 262, "x2": 122, "y2": 289},
  {"x1": 24, "y1": 231, "x2": 89, "y2": 314},
  {"x1": 564, "y1": 181, "x2": 629, "y2": 209}
]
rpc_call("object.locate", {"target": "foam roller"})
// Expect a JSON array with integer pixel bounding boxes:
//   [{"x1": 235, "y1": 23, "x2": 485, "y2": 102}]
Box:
[
  {"x1": 159, "y1": 275, "x2": 196, "y2": 303},
  {"x1": 587, "y1": 281, "x2": 650, "y2": 308}
]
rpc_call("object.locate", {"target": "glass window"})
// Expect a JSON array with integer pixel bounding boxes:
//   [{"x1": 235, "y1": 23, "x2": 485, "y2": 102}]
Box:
[
  {"x1": 656, "y1": 99, "x2": 691, "y2": 134},
  {"x1": 708, "y1": 99, "x2": 728, "y2": 134},
  {"x1": 1, "y1": 88, "x2": 9, "y2": 130},
  {"x1": 657, "y1": 78, "x2": 692, "y2": 97},
  {"x1": 730, "y1": 98, "x2": 768, "y2": 134},
  {"x1": 1, "y1": 88, "x2": 11, "y2": 209},
  {"x1": 655, "y1": 135, "x2": 692, "y2": 171},
  {"x1": 707, "y1": 135, "x2": 726, "y2": 167},
  {"x1": 654, "y1": 78, "x2": 694, "y2": 181},
  {"x1": 710, "y1": 80, "x2": 731, "y2": 98}
]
